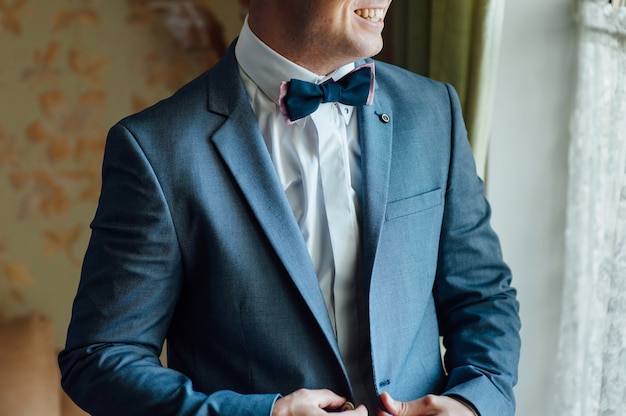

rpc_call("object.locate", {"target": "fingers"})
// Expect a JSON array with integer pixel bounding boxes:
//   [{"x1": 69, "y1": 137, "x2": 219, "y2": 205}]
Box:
[
  {"x1": 378, "y1": 391, "x2": 405, "y2": 415},
  {"x1": 272, "y1": 388, "x2": 365, "y2": 416},
  {"x1": 378, "y1": 392, "x2": 476, "y2": 416},
  {"x1": 344, "y1": 404, "x2": 369, "y2": 415}
]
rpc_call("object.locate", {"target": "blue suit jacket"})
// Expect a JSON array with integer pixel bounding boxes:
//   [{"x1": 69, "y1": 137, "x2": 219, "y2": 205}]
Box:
[{"x1": 59, "y1": 42, "x2": 520, "y2": 416}]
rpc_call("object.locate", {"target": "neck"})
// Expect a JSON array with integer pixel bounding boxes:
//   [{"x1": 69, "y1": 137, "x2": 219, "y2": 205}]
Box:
[{"x1": 247, "y1": 9, "x2": 349, "y2": 75}]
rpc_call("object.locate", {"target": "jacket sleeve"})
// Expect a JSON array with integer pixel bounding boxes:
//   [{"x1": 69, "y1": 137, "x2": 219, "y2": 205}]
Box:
[
  {"x1": 433, "y1": 84, "x2": 521, "y2": 416},
  {"x1": 58, "y1": 123, "x2": 280, "y2": 416}
]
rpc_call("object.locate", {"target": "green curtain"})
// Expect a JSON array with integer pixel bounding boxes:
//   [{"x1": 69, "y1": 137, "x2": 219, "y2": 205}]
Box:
[{"x1": 388, "y1": 0, "x2": 505, "y2": 180}]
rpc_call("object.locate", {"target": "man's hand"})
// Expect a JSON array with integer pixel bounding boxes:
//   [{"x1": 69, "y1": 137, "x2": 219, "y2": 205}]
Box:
[
  {"x1": 376, "y1": 392, "x2": 476, "y2": 416},
  {"x1": 273, "y1": 389, "x2": 368, "y2": 416}
]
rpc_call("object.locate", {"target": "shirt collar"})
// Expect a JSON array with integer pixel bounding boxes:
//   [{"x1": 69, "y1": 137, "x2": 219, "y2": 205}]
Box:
[{"x1": 235, "y1": 17, "x2": 356, "y2": 107}]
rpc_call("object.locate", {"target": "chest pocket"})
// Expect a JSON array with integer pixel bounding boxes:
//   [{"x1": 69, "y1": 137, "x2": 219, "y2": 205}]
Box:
[{"x1": 385, "y1": 188, "x2": 442, "y2": 221}]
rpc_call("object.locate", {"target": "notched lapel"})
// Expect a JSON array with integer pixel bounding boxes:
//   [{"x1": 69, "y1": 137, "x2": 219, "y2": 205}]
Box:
[
  {"x1": 205, "y1": 46, "x2": 343, "y2": 362},
  {"x1": 210, "y1": 101, "x2": 310, "y2": 285},
  {"x1": 359, "y1": 89, "x2": 393, "y2": 279}
]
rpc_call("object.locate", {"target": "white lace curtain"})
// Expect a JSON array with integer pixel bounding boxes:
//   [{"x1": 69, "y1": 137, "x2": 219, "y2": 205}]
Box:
[{"x1": 551, "y1": 1, "x2": 626, "y2": 415}]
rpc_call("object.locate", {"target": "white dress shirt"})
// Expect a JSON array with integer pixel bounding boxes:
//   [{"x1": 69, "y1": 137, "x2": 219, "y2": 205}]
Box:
[{"x1": 235, "y1": 18, "x2": 370, "y2": 408}]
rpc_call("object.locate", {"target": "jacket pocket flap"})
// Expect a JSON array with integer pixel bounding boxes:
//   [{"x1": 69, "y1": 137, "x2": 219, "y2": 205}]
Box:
[{"x1": 385, "y1": 188, "x2": 442, "y2": 220}]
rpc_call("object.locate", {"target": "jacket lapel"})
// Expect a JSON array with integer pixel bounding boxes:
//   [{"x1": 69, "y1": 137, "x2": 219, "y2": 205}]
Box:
[
  {"x1": 204, "y1": 44, "x2": 345, "y2": 368},
  {"x1": 359, "y1": 81, "x2": 393, "y2": 280}
]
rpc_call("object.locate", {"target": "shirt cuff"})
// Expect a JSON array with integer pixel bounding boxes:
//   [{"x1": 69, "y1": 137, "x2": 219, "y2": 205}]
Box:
[{"x1": 445, "y1": 394, "x2": 480, "y2": 416}]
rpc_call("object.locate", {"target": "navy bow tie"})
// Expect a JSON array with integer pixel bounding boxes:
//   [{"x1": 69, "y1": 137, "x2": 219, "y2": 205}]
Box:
[{"x1": 279, "y1": 62, "x2": 375, "y2": 123}]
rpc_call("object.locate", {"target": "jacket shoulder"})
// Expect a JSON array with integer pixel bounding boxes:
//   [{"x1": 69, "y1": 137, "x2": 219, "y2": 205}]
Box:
[
  {"x1": 118, "y1": 71, "x2": 212, "y2": 130},
  {"x1": 373, "y1": 60, "x2": 451, "y2": 100},
  {"x1": 119, "y1": 44, "x2": 243, "y2": 137}
]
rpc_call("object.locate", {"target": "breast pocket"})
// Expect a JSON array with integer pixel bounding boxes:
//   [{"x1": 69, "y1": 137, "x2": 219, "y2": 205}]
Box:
[{"x1": 385, "y1": 188, "x2": 442, "y2": 221}]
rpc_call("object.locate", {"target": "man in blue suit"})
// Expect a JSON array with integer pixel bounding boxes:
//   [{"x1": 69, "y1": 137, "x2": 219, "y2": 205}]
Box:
[{"x1": 59, "y1": 0, "x2": 521, "y2": 415}]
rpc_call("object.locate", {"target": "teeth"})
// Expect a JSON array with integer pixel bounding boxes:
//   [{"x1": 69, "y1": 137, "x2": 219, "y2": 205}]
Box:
[{"x1": 355, "y1": 8, "x2": 385, "y2": 22}]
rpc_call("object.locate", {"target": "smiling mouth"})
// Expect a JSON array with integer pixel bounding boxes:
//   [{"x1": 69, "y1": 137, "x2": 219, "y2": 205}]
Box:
[{"x1": 355, "y1": 8, "x2": 385, "y2": 23}]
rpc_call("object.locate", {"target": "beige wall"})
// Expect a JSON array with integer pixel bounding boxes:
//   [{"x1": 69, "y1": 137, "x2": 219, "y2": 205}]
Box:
[{"x1": 0, "y1": 0, "x2": 242, "y2": 347}]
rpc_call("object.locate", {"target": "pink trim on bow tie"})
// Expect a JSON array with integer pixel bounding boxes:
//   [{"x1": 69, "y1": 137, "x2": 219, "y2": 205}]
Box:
[{"x1": 278, "y1": 81, "x2": 297, "y2": 125}]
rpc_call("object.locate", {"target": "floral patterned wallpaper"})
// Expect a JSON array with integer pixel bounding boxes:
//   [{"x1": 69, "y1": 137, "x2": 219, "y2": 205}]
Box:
[{"x1": 0, "y1": 0, "x2": 238, "y2": 345}]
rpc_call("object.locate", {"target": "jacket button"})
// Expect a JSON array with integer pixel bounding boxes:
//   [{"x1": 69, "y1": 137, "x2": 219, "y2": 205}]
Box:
[
  {"x1": 340, "y1": 402, "x2": 355, "y2": 411},
  {"x1": 379, "y1": 113, "x2": 390, "y2": 123}
]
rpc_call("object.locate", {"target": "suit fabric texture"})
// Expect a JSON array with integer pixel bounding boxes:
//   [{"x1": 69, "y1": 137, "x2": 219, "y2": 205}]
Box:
[{"x1": 59, "y1": 42, "x2": 521, "y2": 416}]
